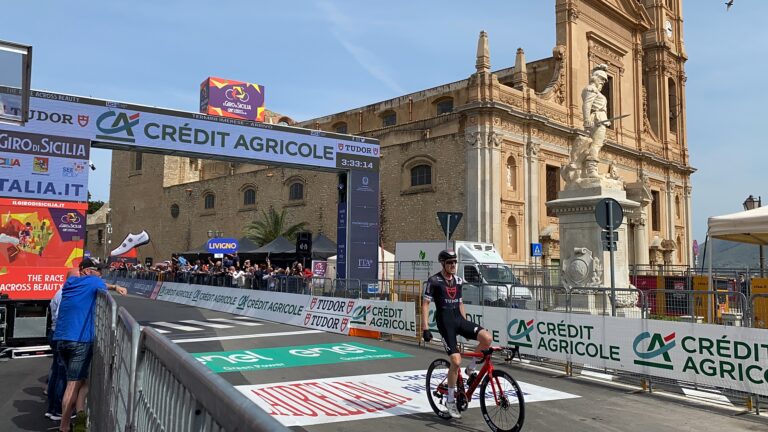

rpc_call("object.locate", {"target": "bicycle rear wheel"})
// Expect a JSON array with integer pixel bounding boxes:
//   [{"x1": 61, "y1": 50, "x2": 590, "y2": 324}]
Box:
[
  {"x1": 425, "y1": 358, "x2": 453, "y2": 419},
  {"x1": 479, "y1": 370, "x2": 525, "y2": 432}
]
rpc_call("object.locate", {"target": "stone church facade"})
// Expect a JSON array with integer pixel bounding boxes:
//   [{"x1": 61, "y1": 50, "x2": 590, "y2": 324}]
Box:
[{"x1": 108, "y1": 0, "x2": 693, "y2": 268}]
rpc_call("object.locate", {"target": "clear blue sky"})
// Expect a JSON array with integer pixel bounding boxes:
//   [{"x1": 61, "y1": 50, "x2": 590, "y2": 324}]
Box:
[{"x1": 2, "y1": 1, "x2": 765, "y2": 244}]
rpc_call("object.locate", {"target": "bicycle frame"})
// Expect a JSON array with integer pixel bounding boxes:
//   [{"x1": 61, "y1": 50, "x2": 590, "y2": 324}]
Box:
[{"x1": 458, "y1": 350, "x2": 494, "y2": 399}]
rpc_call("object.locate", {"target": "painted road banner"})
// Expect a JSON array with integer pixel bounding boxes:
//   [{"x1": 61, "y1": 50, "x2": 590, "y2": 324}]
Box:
[
  {"x1": 463, "y1": 304, "x2": 768, "y2": 396},
  {"x1": 236, "y1": 369, "x2": 578, "y2": 427},
  {"x1": 349, "y1": 300, "x2": 417, "y2": 337},
  {"x1": 193, "y1": 342, "x2": 411, "y2": 373},
  {"x1": 0, "y1": 87, "x2": 379, "y2": 172}
]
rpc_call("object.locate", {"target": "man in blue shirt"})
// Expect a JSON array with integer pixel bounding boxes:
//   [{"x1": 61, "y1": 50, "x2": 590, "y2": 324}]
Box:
[{"x1": 53, "y1": 257, "x2": 126, "y2": 432}]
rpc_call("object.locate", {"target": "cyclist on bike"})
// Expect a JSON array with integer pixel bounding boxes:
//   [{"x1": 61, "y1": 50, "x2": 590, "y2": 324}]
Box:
[{"x1": 422, "y1": 249, "x2": 492, "y2": 419}]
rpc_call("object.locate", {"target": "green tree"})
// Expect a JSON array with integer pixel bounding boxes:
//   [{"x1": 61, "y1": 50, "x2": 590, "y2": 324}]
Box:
[
  {"x1": 87, "y1": 191, "x2": 104, "y2": 215},
  {"x1": 244, "y1": 207, "x2": 307, "y2": 246}
]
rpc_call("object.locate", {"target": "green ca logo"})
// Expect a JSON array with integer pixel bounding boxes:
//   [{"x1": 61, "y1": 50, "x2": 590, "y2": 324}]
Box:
[
  {"x1": 191, "y1": 289, "x2": 201, "y2": 302},
  {"x1": 633, "y1": 331, "x2": 676, "y2": 370},
  {"x1": 350, "y1": 305, "x2": 371, "y2": 324},
  {"x1": 96, "y1": 111, "x2": 140, "y2": 143},
  {"x1": 507, "y1": 319, "x2": 534, "y2": 348},
  {"x1": 236, "y1": 295, "x2": 248, "y2": 310},
  {"x1": 419, "y1": 250, "x2": 426, "y2": 260}
]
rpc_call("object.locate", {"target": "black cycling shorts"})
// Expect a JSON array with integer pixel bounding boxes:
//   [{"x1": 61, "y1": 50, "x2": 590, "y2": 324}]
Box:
[{"x1": 438, "y1": 317, "x2": 483, "y2": 355}]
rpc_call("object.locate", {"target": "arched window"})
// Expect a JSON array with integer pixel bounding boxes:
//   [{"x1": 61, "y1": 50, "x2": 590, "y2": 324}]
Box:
[
  {"x1": 133, "y1": 151, "x2": 143, "y2": 171},
  {"x1": 381, "y1": 110, "x2": 397, "y2": 127},
  {"x1": 243, "y1": 188, "x2": 256, "y2": 206},
  {"x1": 410, "y1": 164, "x2": 432, "y2": 187},
  {"x1": 170, "y1": 204, "x2": 180, "y2": 218},
  {"x1": 289, "y1": 182, "x2": 304, "y2": 200},
  {"x1": 277, "y1": 116, "x2": 293, "y2": 126},
  {"x1": 203, "y1": 193, "x2": 215, "y2": 210},
  {"x1": 436, "y1": 98, "x2": 454, "y2": 115},
  {"x1": 333, "y1": 122, "x2": 348, "y2": 134},
  {"x1": 676, "y1": 235, "x2": 683, "y2": 263},
  {"x1": 668, "y1": 78, "x2": 678, "y2": 133},
  {"x1": 506, "y1": 156, "x2": 517, "y2": 190},
  {"x1": 675, "y1": 195, "x2": 681, "y2": 219},
  {"x1": 507, "y1": 216, "x2": 518, "y2": 255}
]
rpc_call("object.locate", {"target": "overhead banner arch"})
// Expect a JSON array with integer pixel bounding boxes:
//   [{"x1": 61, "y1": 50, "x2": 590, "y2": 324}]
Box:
[{"x1": 0, "y1": 86, "x2": 380, "y2": 281}]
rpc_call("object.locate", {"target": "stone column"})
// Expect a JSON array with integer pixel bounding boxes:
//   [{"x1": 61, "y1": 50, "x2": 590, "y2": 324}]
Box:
[
  {"x1": 489, "y1": 132, "x2": 503, "y2": 247},
  {"x1": 626, "y1": 181, "x2": 652, "y2": 265},
  {"x1": 525, "y1": 141, "x2": 541, "y2": 260},
  {"x1": 465, "y1": 130, "x2": 484, "y2": 242},
  {"x1": 666, "y1": 179, "x2": 677, "y2": 249},
  {"x1": 684, "y1": 185, "x2": 693, "y2": 266}
]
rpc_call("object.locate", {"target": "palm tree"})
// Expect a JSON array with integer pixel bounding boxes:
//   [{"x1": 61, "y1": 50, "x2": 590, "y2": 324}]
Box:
[{"x1": 243, "y1": 207, "x2": 307, "y2": 246}]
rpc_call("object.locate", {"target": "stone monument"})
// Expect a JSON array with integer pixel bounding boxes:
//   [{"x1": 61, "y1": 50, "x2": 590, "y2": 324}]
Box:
[{"x1": 546, "y1": 64, "x2": 640, "y2": 317}]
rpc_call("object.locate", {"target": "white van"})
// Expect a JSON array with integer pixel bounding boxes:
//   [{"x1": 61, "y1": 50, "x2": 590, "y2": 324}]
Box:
[{"x1": 394, "y1": 240, "x2": 532, "y2": 307}]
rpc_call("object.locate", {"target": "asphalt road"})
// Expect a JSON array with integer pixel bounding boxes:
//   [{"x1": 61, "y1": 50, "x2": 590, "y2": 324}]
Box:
[{"x1": 2, "y1": 292, "x2": 767, "y2": 432}]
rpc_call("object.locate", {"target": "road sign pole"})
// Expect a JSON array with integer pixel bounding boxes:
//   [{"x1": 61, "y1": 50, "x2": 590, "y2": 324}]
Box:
[
  {"x1": 445, "y1": 218, "x2": 450, "y2": 250},
  {"x1": 608, "y1": 200, "x2": 616, "y2": 317}
]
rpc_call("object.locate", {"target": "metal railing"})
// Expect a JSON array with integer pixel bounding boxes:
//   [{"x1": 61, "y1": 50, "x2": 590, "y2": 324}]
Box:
[{"x1": 89, "y1": 290, "x2": 288, "y2": 431}]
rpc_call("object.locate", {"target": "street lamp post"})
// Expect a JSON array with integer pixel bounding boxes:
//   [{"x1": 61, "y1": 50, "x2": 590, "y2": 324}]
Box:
[{"x1": 743, "y1": 195, "x2": 764, "y2": 277}]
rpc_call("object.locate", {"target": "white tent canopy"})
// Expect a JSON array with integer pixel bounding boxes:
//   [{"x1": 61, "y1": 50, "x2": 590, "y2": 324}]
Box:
[{"x1": 707, "y1": 206, "x2": 768, "y2": 245}]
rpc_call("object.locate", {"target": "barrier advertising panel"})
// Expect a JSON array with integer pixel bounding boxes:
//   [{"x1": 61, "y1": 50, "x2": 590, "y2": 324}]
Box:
[{"x1": 0, "y1": 198, "x2": 86, "y2": 299}]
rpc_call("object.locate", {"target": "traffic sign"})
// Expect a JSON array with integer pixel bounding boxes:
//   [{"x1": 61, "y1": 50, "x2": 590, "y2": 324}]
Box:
[
  {"x1": 601, "y1": 230, "x2": 619, "y2": 242},
  {"x1": 437, "y1": 212, "x2": 463, "y2": 239},
  {"x1": 595, "y1": 198, "x2": 624, "y2": 231},
  {"x1": 530, "y1": 243, "x2": 543, "y2": 257}
]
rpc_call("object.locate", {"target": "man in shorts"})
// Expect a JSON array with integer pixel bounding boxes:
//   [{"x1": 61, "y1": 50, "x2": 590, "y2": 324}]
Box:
[
  {"x1": 53, "y1": 257, "x2": 127, "y2": 431},
  {"x1": 422, "y1": 249, "x2": 492, "y2": 419}
]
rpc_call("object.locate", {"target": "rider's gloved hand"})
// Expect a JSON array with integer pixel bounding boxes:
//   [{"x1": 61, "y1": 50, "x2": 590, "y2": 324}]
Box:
[{"x1": 423, "y1": 329, "x2": 433, "y2": 342}]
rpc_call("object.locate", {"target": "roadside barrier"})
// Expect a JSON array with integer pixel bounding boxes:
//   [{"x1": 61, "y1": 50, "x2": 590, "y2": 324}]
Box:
[{"x1": 89, "y1": 290, "x2": 288, "y2": 431}]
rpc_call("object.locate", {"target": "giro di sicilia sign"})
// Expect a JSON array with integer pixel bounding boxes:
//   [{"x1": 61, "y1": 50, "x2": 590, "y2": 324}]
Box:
[{"x1": 0, "y1": 87, "x2": 379, "y2": 172}]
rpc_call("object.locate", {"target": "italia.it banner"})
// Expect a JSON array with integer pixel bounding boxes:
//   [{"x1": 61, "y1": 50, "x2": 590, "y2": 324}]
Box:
[{"x1": 0, "y1": 198, "x2": 86, "y2": 299}]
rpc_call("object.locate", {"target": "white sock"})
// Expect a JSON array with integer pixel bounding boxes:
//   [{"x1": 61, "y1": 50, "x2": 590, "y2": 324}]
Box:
[{"x1": 447, "y1": 387, "x2": 455, "y2": 402}]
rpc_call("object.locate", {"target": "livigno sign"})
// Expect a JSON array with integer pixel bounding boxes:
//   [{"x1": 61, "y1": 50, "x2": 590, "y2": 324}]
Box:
[
  {"x1": 193, "y1": 342, "x2": 411, "y2": 373},
  {"x1": 206, "y1": 238, "x2": 239, "y2": 254}
]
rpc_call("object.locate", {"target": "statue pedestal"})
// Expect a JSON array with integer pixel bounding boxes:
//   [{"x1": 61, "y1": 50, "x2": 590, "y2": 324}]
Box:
[{"x1": 547, "y1": 182, "x2": 640, "y2": 316}]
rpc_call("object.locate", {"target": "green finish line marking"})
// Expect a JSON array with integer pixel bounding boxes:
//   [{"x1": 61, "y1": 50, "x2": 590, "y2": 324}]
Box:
[{"x1": 192, "y1": 342, "x2": 412, "y2": 373}]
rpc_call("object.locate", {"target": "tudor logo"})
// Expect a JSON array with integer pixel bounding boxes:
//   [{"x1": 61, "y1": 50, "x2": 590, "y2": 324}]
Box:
[
  {"x1": 304, "y1": 313, "x2": 312, "y2": 326},
  {"x1": 373, "y1": 147, "x2": 379, "y2": 156},
  {"x1": 346, "y1": 300, "x2": 355, "y2": 314},
  {"x1": 446, "y1": 286, "x2": 457, "y2": 299},
  {"x1": 77, "y1": 114, "x2": 89, "y2": 127},
  {"x1": 340, "y1": 317, "x2": 349, "y2": 332},
  {"x1": 310, "y1": 297, "x2": 318, "y2": 310},
  {"x1": 338, "y1": 143, "x2": 344, "y2": 151}
]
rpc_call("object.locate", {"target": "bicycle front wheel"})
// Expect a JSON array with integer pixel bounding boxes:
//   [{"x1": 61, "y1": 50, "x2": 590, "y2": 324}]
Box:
[
  {"x1": 425, "y1": 358, "x2": 453, "y2": 419},
  {"x1": 479, "y1": 370, "x2": 525, "y2": 432}
]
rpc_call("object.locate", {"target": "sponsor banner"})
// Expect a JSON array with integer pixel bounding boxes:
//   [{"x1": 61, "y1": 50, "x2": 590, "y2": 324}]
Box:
[
  {"x1": 462, "y1": 304, "x2": 768, "y2": 396},
  {"x1": 349, "y1": 300, "x2": 417, "y2": 337},
  {"x1": 112, "y1": 276, "x2": 161, "y2": 299},
  {"x1": 0, "y1": 87, "x2": 379, "y2": 172},
  {"x1": 0, "y1": 198, "x2": 86, "y2": 299},
  {"x1": 156, "y1": 282, "x2": 306, "y2": 326},
  {"x1": 206, "y1": 237, "x2": 238, "y2": 254},
  {"x1": 236, "y1": 369, "x2": 578, "y2": 427},
  {"x1": 200, "y1": 77, "x2": 266, "y2": 122},
  {"x1": 0, "y1": 266, "x2": 71, "y2": 300},
  {"x1": 193, "y1": 342, "x2": 411, "y2": 373}
]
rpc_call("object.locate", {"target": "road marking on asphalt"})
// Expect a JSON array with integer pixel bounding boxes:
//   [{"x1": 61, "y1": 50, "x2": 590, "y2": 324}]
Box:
[
  {"x1": 150, "y1": 321, "x2": 203, "y2": 332},
  {"x1": 207, "y1": 318, "x2": 264, "y2": 326},
  {"x1": 236, "y1": 369, "x2": 580, "y2": 427},
  {"x1": 179, "y1": 319, "x2": 235, "y2": 329},
  {"x1": 172, "y1": 330, "x2": 323, "y2": 344}
]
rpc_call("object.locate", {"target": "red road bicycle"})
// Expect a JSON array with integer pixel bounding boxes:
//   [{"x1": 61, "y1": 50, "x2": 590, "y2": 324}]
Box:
[{"x1": 426, "y1": 346, "x2": 525, "y2": 432}]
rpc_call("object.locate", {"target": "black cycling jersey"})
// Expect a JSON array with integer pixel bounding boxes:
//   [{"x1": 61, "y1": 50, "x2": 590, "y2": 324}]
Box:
[
  {"x1": 424, "y1": 271, "x2": 483, "y2": 354},
  {"x1": 423, "y1": 272, "x2": 464, "y2": 322}
]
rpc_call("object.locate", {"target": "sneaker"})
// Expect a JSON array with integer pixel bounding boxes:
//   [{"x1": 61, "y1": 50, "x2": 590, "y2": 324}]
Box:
[
  {"x1": 44, "y1": 412, "x2": 54, "y2": 419},
  {"x1": 110, "y1": 231, "x2": 150, "y2": 256},
  {"x1": 444, "y1": 400, "x2": 462, "y2": 419},
  {"x1": 48, "y1": 413, "x2": 76, "y2": 421},
  {"x1": 73, "y1": 411, "x2": 87, "y2": 432}
]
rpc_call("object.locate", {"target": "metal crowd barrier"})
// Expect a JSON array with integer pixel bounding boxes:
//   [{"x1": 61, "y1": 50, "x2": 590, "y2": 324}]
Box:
[{"x1": 90, "y1": 290, "x2": 288, "y2": 432}]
